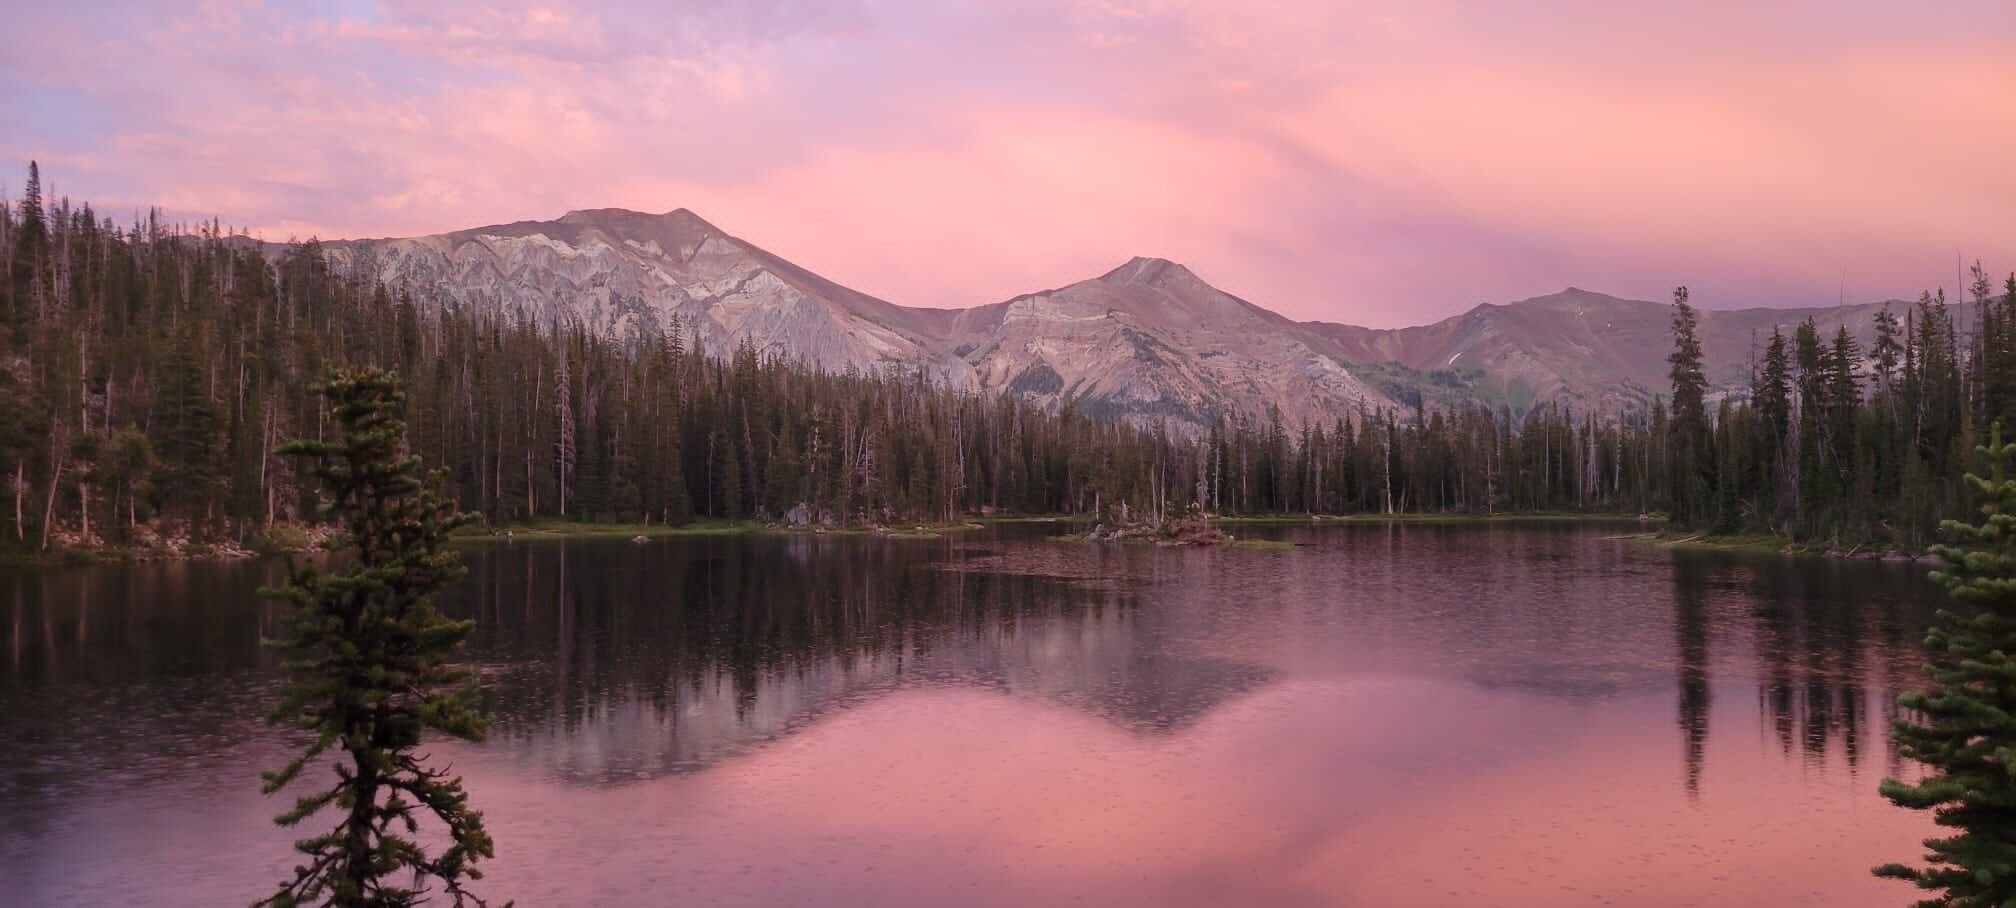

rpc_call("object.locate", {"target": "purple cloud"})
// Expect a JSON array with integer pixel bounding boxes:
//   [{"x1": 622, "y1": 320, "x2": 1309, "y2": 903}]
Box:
[{"x1": 5, "y1": 0, "x2": 2013, "y2": 327}]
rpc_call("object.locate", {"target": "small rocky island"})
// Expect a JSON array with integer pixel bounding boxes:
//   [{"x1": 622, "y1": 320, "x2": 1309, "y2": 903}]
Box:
[{"x1": 1076, "y1": 511, "x2": 1232, "y2": 547}]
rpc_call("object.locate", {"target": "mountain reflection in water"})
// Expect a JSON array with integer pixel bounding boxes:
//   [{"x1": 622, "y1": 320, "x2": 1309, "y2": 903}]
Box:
[{"x1": 0, "y1": 523, "x2": 1945, "y2": 906}]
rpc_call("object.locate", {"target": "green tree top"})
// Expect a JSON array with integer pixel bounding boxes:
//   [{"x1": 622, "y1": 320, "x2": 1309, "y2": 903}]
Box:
[
  {"x1": 258, "y1": 367, "x2": 504, "y2": 907},
  {"x1": 1878, "y1": 424, "x2": 2016, "y2": 906},
  {"x1": 1667, "y1": 285, "x2": 1707, "y2": 434}
]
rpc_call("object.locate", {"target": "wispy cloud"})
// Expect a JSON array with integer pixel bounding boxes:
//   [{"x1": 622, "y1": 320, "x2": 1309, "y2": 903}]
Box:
[{"x1": 5, "y1": 0, "x2": 2012, "y2": 325}]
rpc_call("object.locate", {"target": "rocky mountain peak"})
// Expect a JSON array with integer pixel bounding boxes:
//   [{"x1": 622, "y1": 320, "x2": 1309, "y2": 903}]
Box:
[
  {"x1": 556, "y1": 206, "x2": 723, "y2": 240},
  {"x1": 1097, "y1": 256, "x2": 1199, "y2": 287},
  {"x1": 313, "y1": 203, "x2": 1919, "y2": 432}
]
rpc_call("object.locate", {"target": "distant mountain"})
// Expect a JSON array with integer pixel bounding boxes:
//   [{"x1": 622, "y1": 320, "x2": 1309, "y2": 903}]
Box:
[
  {"x1": 314, "y1": 208, "x2": 974, "y2": 385},
  {"x1": 945, "y1": 256, "x2": 1394, "y2": 429},
  {"x1": 314, "y1": 210, "x2": 1398, "y2": 430},
  {"x1": 311, "y1": 207, "x2": 1940, "y2": 427},
  {"x1": 1310, "y1": 288, "x2": 1923, "y2": 410}
]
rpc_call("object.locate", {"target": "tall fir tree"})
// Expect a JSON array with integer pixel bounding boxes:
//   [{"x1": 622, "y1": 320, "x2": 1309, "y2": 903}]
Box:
[
  {"x1": 8, "y1": 161, "x2": 48, "y2": 335},
  {"x1": 1667, "y1": 286, "x2": 1710, "y2": 525},
  {"x1": 1755, "y1": 327, "x2": 1792, "y2": 453},
  {"x1": 1878, "y1": 425, "x2": 2016, "y2": 906},
  {"x1": 258, "y1": 368, "x2": 504, "y2": 908},
  {"x1": 1874, "y1": 305, "x2": 1905, "y2": 396}
]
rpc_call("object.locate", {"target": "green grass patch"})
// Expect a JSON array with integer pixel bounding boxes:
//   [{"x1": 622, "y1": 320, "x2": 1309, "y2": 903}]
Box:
[
  {"x1": 456, "y1": 519, "x2": 754, "y2": 542},
  {"x1": 248, "y1": 525, "x2": 316, "y2": 555},
  {"x1": 457, "y1": 518, "x2": 988, "y2": 542},
  {"x1": 1652, "y1": 531, "x2": 1788, "y2": 554},
  {"x1": 0, "y1": 545, "x2": 108, "y2": 566},
  {"x1": 1643, "y1": 529, "x2": 1922, "y2": 561},
  {"x1": 1217, "y1": 512, "x2": 1653, "y2": 526}
]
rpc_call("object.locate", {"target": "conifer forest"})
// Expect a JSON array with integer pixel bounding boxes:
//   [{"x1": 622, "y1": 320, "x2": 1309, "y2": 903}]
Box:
[{"x1": 1, "y1": 163, "x2": 2011, "y2": 555}]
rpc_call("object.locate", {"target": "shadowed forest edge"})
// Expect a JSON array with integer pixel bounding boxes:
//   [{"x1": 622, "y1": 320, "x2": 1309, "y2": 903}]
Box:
[{"x1": 2, "y1": 163, "x2": 2011, "y2": 560}]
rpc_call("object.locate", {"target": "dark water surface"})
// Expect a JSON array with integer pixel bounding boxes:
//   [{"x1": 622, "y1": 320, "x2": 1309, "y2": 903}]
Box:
[{"x1": 0, "y1": 523, "x2": 1942, "y2": 905}]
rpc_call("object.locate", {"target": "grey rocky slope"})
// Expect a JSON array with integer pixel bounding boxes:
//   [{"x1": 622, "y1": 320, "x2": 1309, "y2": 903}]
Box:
[
  {"x1": 312, "y1": 209, "x2": 1397, "y2": 431},
  {"x1": 314, "y1": 207, "x2": 974, "y2": 386},
  {"x1": 1308, "y1": 287, "x2": 1928, "y2": 411},
  {"x1": 310, "y1": 207, "x2": 1943, "y2": 427},
  {"x1": 943, "y1": 256, "x2": 1395, "y2": 429}
]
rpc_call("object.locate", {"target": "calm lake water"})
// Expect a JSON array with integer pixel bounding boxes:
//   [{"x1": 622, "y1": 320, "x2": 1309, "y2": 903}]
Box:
[{"x1": 0, "y1": 522, "x2": 1942, "y2": 906}]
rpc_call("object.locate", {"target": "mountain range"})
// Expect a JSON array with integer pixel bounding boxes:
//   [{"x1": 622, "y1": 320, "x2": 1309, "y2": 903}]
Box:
[{"x1": 309, "y1": 207, "x2": 1921, "y2": 431}]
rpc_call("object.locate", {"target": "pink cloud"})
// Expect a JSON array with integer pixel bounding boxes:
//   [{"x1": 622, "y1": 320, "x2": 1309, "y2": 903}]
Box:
[{"x1": 4, "y1": 1, "x2": 2013, "y2": 326}]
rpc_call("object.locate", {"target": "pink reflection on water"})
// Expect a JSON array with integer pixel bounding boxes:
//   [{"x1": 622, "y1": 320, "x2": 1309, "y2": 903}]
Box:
[
  {"x1": 454, "y1": 679, "x2": 1926, "y2": 907},
  {"x1": 2, "y1": 528, "x2": 1940, "y2": 906}
]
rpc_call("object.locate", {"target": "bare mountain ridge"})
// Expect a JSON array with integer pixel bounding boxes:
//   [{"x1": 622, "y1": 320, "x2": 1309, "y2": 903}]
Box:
[
  {"x1": 312, "y1": 209, "x2": 1397, "y2": 431},
  {"x1": 309, "y1": 207, "x2": 1937, "y2": 427},
  {"x1": 941, "y1": 255, "x2": 1394, "y2": 427},
  {"x1": 1308, "y1": 287, "x2": 1926, "y2": 410},
  {"x1": 314, "y1": 207, "x2": 973, "y2": 386}
]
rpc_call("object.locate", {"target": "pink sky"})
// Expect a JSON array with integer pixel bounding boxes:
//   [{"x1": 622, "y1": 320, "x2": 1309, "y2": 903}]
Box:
[{"x1": 6, "y1": 1, "x2": 2014, "y2": 326}]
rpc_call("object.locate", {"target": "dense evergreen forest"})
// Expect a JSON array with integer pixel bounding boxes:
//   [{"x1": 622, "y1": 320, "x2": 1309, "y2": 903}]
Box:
[
  {"x1": 1657, "y1": 276, "x2": 2016, "y2": 550},
  {"x1": 0, "y1": 162, "x2": 2008, "y2": 554}
]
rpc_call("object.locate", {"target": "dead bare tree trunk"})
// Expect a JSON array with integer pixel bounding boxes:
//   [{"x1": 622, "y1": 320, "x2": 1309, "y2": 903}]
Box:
[
  {"x1": 40, "y1": 454, "x2": 66, "y2": 552},
  {"x1": 12, "y1": 463, "x2": 25, "y2": 541},
  {"x1": 260, "y1": 399, "x2": 275, "y2": 526},
  {"x1": 1382, "y1": 416, "x2": 1394, "y2": 515}
]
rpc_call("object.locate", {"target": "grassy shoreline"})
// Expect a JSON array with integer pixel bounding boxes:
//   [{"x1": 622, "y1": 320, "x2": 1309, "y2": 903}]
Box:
[
  {"x1": 450, "y1": 519, "x2": 751, "y2": 542},
  {"x1": 451, "y1": 518, "x2": 992, "y2": 542},
  {"x1": 1215, "y1": 512, "x2": 1653, "y2": 526},
  {"x1": 0, "y1": 525, "x2": 322, "y2": 566},
  {"x1": 0, "y1": 518, "x2": 997, "y2": 565},
  {"x1": 2, "y1": 512, "x2": 1929, "y2": 565},
  {"x1": 1639, "y1": 529, "x2": 1925, "y2": 561}
]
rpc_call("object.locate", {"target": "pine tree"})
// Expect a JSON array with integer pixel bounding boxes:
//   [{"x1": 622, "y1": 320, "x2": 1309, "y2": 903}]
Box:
[
  {"x1": 1755, "y1": 327, "x2": 1793, "y2": 442},
  {"x1": 1874, "y1": 305, "x2": 1904, "y2": 397},
  {"x1": 1667, "y1": 286, "x2": 1710, "y2": 525},
  {"x1": 105, "y1": 426, "x2": 154, "y2": 539},
  {"x1": 17, "y1": 161, "x2": 43, "y2": 236},
  {"x1": 155, "y1": 330, "x2": 227, "y2": 536},
  {"x1": 9, "y1": 161, "x2": 48, "y2": 333},
  {"x1": 1988, "y1": 276, "x2": 2016, "y2": 432},
  {"x1": 1828, "y1": 326, "x2": 1863, "y2": 449},
  {"x1": 0, "y1": 358, "x2": 47, "y2": 544},
  {"x1": 258, "y1": 368, "x2": 504, "y2": 908},
  {"x1": 1878, "y1": 424, "x2": 2016, "y2": 906}
]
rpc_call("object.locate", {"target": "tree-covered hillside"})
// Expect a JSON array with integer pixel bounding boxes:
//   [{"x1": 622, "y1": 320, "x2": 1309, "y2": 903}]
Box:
[{"x1": 1, "y1": 164, "x2": 2007, "y2": 554}]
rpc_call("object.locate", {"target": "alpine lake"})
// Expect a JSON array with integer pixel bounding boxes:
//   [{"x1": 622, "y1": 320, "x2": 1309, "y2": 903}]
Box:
[{"x1": 0, "y1": 521, "x2": 1942, "y2": 906}]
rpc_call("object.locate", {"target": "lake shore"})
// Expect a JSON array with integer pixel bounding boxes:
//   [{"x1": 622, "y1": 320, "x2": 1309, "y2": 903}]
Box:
[
  {"x1": 1216, "y1": 512, "x2": 1655, "y2": 526},
  {"x1": 0, "y1": 512, "x2": 1651, "y2": 564},
  {"x1": 456, "y1": 519, "x2": 992, "y2": 543},
  {"x1": 1208, "y1": 513, "x2": 1930, "y2": 563},
  {"x1": 1608, "y1": 528, "x2": 1927, "y2": 562},
  {"x1": 0, "y1": 518, "x2": 1004, "y2": 565},
  {"x1": 1, "y1": 511, "x2": 1932, "y2": 565},
  {"x1": 0, "y1": 524, "x2": 333, "y2": 566}
]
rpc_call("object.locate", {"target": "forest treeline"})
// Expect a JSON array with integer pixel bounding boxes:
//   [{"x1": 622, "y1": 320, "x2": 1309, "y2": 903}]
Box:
[
  {"x1": 0, "y1": 162, "x2": 2008, "y2": 553},
  {"x1": 1655, "y1": 274, "x2": 2016, "y2": 549}
]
